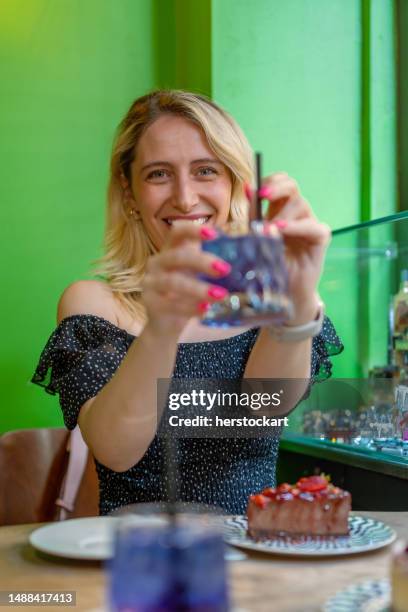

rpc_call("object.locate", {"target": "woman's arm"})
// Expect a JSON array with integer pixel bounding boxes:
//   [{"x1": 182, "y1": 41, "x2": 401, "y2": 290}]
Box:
[
  {"x1": 244, "y1": 299, "x2": 319, "y2": 414},
  {"x1": 59, "y1": 224, "x2": 230, "y2": 472},
  {"x1": 57, "y1": 280, "x2": 180, "y2": 472},
  {"x1": 78, "y1": 325, "x2": 180, "y2": 473},
  {"x1": 244, "y1": 174, "x2": 331, "y2": 412},
  {"x1": 244, "y1": 297, "x2": 318, "y2": 375}
]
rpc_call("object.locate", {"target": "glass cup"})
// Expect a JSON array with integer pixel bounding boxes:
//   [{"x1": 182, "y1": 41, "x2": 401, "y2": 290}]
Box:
[
  {"x1": 108, "y1": 504, "x2": 229, "y2": 612},
  {"x1": 201, "y1": 220, "x2": 293, "y2": 327}
]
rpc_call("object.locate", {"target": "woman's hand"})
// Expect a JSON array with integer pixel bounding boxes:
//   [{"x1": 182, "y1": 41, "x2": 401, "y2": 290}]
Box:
[
  {"x1": 249, "y1": 173, "x2": 331, "y2": 324},
  {"x1": 141, "y1": 223, "x2": 231, "y2": 338}
]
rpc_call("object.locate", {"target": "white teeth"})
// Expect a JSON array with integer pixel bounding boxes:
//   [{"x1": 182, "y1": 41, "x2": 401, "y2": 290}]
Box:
[
  {"x1": 192, "y1": 217, "x2": 209, "y2": 225},
  {"x1": 165, "y1": 217, "x2": 210, "y2": 226}
]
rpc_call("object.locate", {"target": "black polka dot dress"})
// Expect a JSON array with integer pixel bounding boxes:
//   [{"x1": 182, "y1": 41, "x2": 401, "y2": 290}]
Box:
[{"x1": 32, "y1": 314, "x2": 342, "y2": 515}]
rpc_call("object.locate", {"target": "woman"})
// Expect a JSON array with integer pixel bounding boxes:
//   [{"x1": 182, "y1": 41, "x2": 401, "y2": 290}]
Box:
[{"x1": 32, "y1": 90, "x2": 342, "y2": 515}]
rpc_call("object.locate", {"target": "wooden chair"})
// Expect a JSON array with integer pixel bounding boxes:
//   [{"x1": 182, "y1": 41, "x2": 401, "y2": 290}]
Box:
[{"x1": 0, "y1": 427, "x2": 99, "y2": 526}]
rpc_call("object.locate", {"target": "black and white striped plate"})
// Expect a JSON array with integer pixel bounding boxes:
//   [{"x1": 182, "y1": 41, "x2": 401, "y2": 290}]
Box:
[
  {"x1": 224, "y1": 516, "x2": 396, "y2": 556},
  {"x1": 323, "y1": 579, "x2": 390, "y2": 611}
]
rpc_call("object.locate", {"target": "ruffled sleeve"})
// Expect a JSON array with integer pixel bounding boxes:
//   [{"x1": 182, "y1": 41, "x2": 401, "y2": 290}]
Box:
[
  {"x1": 31, "y1": 315, "x2": 133, "y2": 430},
  {"x1": 311, "y1": 315, "x2": 343, "y2": 382}
]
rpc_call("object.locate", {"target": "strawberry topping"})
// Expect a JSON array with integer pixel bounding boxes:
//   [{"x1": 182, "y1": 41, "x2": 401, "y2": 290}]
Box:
[
  {"x1": 277, "y1": 483, "x2": 291, "y2": 493},
  {"x1": 262, "y1": 487, "x2": 277, "y2": 498},
  {"x1": 296, "y1": 475, "x2": 328, "y2": 492},
  {"x1": 250, "y1": 494, "x2": 270, "y2": 509}
]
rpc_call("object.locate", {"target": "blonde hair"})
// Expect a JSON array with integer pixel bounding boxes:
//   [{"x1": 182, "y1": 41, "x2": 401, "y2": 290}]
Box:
[{"x1": 95, "y1": 90, "x2": 254, "y2": 320}]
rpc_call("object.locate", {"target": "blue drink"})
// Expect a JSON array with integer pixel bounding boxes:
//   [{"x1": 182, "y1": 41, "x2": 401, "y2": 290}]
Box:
[
  {"x1": 108, "y1": 511, "x2": 229, "y2": 612},
  {"x1": 201, "y1": 221, "x2": 293, "y2": 327}
]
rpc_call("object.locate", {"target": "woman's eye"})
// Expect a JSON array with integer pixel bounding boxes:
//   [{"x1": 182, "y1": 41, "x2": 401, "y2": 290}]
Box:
[
  {"x1": 197, "y1": 166, "x2": 218, "y2": 177},
  {"x1": 146, "y1": 169, "x2": 169, "y2": 180}
]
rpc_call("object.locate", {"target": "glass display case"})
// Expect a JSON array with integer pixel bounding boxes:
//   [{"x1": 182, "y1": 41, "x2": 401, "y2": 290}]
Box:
[{"x1": 281, "y1": 212, "x2": 408, "y2": 483}]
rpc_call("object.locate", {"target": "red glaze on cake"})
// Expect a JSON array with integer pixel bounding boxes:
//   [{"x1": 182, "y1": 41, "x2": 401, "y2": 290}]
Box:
[{"x1": 247, "y1": 475, "x2": 351, "y2": 538}]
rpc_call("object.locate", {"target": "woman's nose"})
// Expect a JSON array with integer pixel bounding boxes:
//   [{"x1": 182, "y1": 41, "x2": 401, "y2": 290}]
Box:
[{"x1": 173, "y1": 177, "x2": 199, "y2": 212}]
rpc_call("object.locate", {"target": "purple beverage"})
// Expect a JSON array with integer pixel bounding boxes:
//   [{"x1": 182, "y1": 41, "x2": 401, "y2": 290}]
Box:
[
  {"x1": 201, "y1": 221, "x2": 293, "y2": 327},
  {"x1": 108, "y1": 512, "x2": 229, "y2": 612}
]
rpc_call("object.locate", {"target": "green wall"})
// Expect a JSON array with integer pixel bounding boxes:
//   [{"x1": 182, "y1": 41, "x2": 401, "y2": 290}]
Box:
[
  {"x1": 397, "y1": 0, "x2": 408, "y2": 212},
  {"x1": 0, "y1": 0, "x2": 398, "y2": 433},
  {"x1": 212, "y1": 0, "x2": 361, "y2": 230},
  {"x1": 211, "y1": 0, "x2": 396, "y2": 379},
  {"x1": 360, "y1": 0, "x2": 396, "y2": 375},
  {"x1": 153, "y1": 0, "x2": 211, "y2": 95},
  {"x1": 0, "y1": 0, "x2": 155, "y2": 432}
]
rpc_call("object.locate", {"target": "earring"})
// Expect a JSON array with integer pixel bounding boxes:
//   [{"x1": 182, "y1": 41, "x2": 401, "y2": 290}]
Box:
[{"x1": 129, "y1": 208, "x2": 142, "y2": 221}]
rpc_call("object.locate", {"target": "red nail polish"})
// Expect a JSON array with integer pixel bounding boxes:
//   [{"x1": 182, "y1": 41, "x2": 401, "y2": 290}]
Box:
[
  {"x1": 259, "y1": 186, "x2": 272, "y2": 199},
  {"x1": 211, "y1": 260, "x2": 231, "y2": 275},
  {"x1": 208, "y1": 286, "x2": 228, "y2": 300},
  {"x1": 198, "y1": 302, "x2": 210, "y2": 313},
  {"x1": 244, "y1": 183, "x2": 253, "y2": 201},
  {"x1": 200, "y1": 226, "x2": 217, "y2": 240},
  {"x1": 275, "y1": 219, "x2": 287, "y2": 229}
]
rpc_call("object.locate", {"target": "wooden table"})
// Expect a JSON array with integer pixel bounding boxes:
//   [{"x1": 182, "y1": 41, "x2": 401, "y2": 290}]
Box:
[{"x1": 0, "y1": 512, "x2": 406, "y2": 612}]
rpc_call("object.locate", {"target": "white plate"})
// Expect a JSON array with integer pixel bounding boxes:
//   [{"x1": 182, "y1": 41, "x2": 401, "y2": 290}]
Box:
[
  {"x1": 224, "y1": 515, "x2": 396, "y2": 557},
  {"x1": 29, "y1": 517, "x2": 121, "y2": 560},
  {"x1": 323, "y1": 579, "x2": 390, "y2": 611},
  {"x1": 29, "y1": 516, "x2": 247, "y2": 562}
]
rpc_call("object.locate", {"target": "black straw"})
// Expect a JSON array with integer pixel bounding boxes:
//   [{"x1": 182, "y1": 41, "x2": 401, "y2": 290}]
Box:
[
  {"x1": 165, "y1": 433, "x2": 178, "y2": 523},
  {"x1": 255, "y1": 152, "x2": 262, "y2": 221}
]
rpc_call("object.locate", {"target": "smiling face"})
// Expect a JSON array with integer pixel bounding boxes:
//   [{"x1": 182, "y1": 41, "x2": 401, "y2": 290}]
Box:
[{"x1": 128, "y1": 114, "x2": 233, "y2": 249}]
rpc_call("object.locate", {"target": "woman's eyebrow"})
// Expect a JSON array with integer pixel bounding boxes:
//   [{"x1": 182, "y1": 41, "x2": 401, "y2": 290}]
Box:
[
  {"x1": 141, "y1": 158, "x2": 222, "y2": 171},
  {"x1": 191, "y1": 158, "x2": 222, "y2": 165},
  {"x1": 141, "y1": 160, "x2": 171, "y2": 171}
]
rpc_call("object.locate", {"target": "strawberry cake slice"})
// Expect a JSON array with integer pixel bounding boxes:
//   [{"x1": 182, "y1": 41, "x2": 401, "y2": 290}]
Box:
[{"x1": 247, "y1": 475, "x2": 351, "y2": 538}]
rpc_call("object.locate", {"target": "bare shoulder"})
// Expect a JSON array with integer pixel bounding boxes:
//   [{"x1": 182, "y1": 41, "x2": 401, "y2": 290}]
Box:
[{"x1": 57, "y1": 280, "x2": 119, "y2": 325}]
